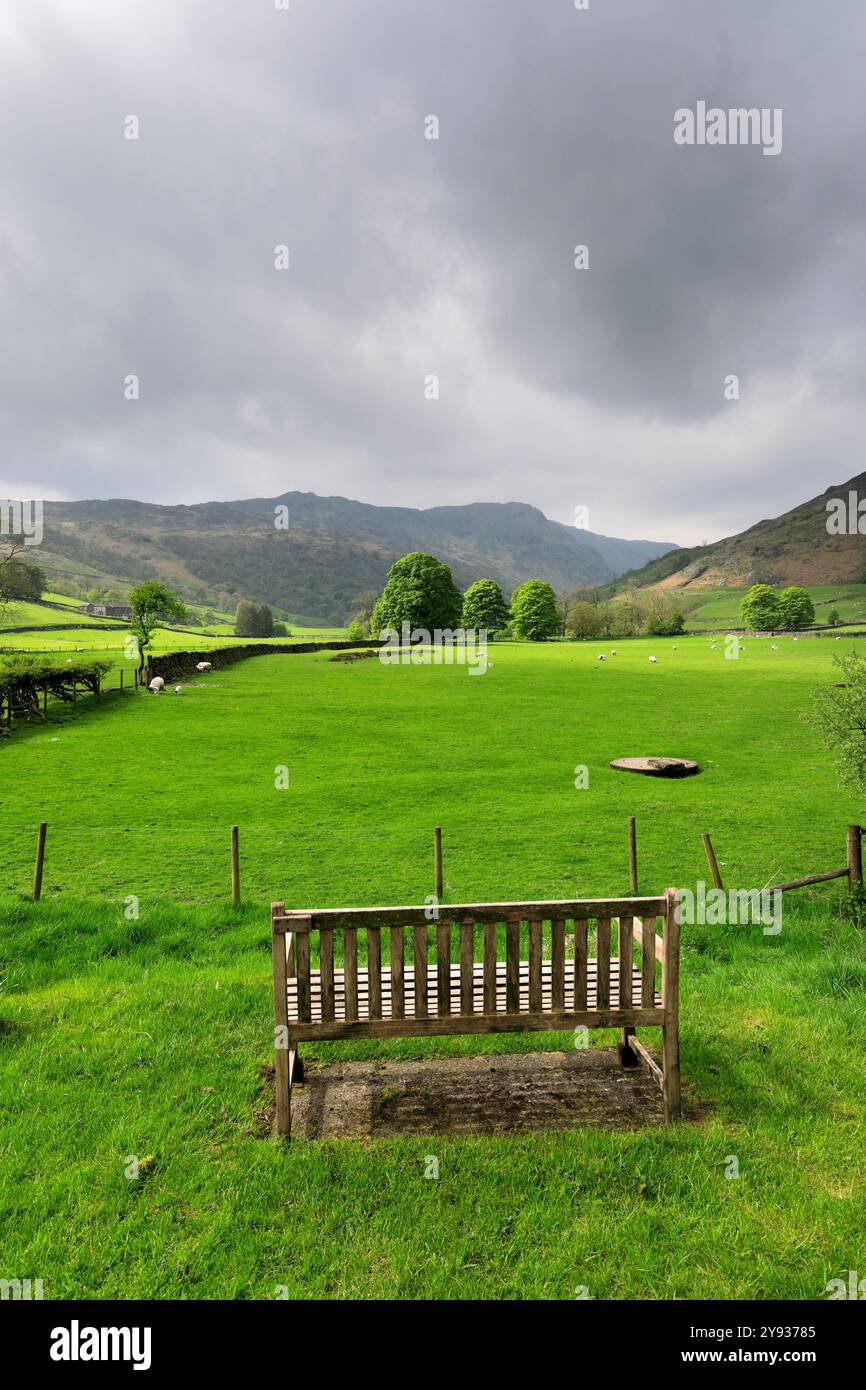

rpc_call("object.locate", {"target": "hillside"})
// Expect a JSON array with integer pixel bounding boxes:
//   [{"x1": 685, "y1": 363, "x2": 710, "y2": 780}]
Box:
[
  {"x1": 31, "y1": 494, "x2": 675, "y2": 623},
  {"x1": 604, "y1": 471, "x2": 866, "y2": 597}
]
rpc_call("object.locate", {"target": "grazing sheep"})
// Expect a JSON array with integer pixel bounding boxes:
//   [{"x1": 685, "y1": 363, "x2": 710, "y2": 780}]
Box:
[
  {"x1": 672, "y1": 645, "x2": 678, "y2": 650},
  {"x1": 175, "y1": 685, "x2": 183, "y2": 694},
  {"x1": 195, "y1": 661, "x2": 212, "y2": 672},
  {"x1": 148, "y1": 677, "x2": 165, "y2": 694},
  {"x1": 597, "y1": 654, "x2": 606, "y2": 662},
  {"x1": 771, "y1": 643, "x2": 778, "y2": 650},
  {"x1": 649, "y1": 655, "x2": 657, "y2": 664},
  {"x1": 792, "y1": 636, "x2": 798, "y2": 642},
  {"x1": 610, "y1": 649, "x2": 617, "y2": 656}
]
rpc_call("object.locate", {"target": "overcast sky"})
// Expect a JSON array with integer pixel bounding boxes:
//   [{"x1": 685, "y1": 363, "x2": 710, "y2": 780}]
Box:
[{"x1": 2, "y1": 0, "x2": 864, "y2": 545}]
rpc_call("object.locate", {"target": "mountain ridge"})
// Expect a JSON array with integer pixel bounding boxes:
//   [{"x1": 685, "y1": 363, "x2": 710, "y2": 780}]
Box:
[
  {"x1": 600, "y1": 471, "x2": 866, "y2": 597},
  {"x1": 32, "y1": 492, "x2": 676, "y2": 623}
]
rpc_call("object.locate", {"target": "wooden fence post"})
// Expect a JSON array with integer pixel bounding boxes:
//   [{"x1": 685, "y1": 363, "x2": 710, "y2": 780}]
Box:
[
  {"x1": 434, "y1": 825, "x2": 443, "y2": 899},
  {"x1": 628, "y1": 816, "x2": 638, "y2": 894},
  {"x1": 33, "y1": 822, "x2": 47, "y2": 902},
  {"x1": 702, "y1": 832, "x2": 724, "y2": 890},
  {"x1": 231, "y1": 825, "x2": 240, "y2": 904},
  {"x1": 847, "y1": 824, "x2": 862, "y2": 891}
]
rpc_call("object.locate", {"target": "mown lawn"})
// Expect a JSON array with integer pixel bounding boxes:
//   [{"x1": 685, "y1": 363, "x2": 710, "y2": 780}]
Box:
[{"x1": 1, "y1": 638, "x2": 865, "y2": 1298}]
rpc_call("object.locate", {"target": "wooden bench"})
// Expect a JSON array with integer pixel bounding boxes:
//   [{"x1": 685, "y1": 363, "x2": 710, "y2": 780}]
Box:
[{"x1": 271, "y1": 890, "x2": 681, "y2": 1138}]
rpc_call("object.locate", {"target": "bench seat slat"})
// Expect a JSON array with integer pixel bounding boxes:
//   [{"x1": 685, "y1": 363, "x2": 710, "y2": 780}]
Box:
[{"x1": 286, "y1": 960, "x2": 660, "y2": 1023}]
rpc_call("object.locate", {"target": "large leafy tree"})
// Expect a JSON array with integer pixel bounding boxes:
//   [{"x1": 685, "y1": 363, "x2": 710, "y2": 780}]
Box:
[
  {"x1": 740, "y1": 583, "x2": 780, "y2": 631},
  {"x1": 0, "y1": 559, "x2": 45, "y2": 602},
  {"x1": 777, "y1": 586, "x2": 815, "y2": 631},
  {"x1": 371, "y1": 552, "x2": 462, "y2": 636},
  {"x1": 461, "y1": 578, "x2": 510, "y2": 633},
  {"x1": 235, "y1": 600, "x2": 274, "y2": 637},
  {"x1": 510, "y1": 579, "x2": 560, "y2": 641},
  {"x1": 129, "y1": 580, "x2": 186, "y2": 677}
]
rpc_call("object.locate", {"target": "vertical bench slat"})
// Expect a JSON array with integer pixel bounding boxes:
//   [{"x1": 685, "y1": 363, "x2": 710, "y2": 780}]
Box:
[
  {"x1": 413, "y1": 923, "x2": 429, "y2": 1017},
  {"x1": 506, "y1": 919, "x2": 520, "y2": 1013},
  {"x1": 437, "y1": 921, "x2": 451, "y2": 1015},
  {"x1": 596, "y1": 917, "x2": 611, "y2": 1009},
  {"x1": 573, "y1": 919, "x2": 588, "y2": 1009},
  {"x1": 344, "y1": 927, "x2": 358, "y2": 1021},
  {"x1": 319, "y1": 927, "x2": 335, "y2": 1022},
  {"x1": 483, "y1": 922, "x2": 498, "y2": 1013},
  {"x1": 390, "y1": 926, "x2": 405, "y2": 1019},
  {"x1": 641, "y1": 915, "x2": 656, "y2": 1006},
  {"x1": 368, "y1": 927, "x2": 382, "y2": 1019},
  {"x1": 295, "y1": 930, "x2": 312, "y2": 1023},
  {"x1": 619, "y1": 914, "x2": 633, "y2": 1009},
  {"x1": 460, "y1": 922, "x2": 474, "y2": 1014},
  {"x1": 551, "y1": 917, "x2": 565, "y2": 1010},
  {"x1": 528, "y1": 919, "x2": 542, "y2": 1012}
]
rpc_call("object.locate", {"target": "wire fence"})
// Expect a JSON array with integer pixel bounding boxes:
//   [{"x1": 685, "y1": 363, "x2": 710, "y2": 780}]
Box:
[{"x1": 2, "y1": 815, "x2": 856, "y2": 911}]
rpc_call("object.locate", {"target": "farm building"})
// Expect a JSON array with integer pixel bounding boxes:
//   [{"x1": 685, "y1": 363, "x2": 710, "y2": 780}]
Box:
[{"x1": 79, "y1": 602, "x2": 132, "y2": 620}]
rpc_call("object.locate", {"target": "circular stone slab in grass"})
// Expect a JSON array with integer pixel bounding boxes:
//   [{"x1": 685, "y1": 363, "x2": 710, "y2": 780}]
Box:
[{"x1": 610, "y1": 756, "x2": 700, "y2": 778}]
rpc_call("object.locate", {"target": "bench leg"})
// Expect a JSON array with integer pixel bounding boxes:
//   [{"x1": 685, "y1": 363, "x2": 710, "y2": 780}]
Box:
[
  {"x1": 274, "y1": 1040, "x2": 292, "y2": 1139},
  {"x1": 662, "y1": 1022, "x2": 681, "y2": 1121},
  {"x1": 290, "y1": 1044, "x2": 303, "y2": 1086},
  {"x1": 618, "y1": 1026, "x2": 639, "y2": 1068}
]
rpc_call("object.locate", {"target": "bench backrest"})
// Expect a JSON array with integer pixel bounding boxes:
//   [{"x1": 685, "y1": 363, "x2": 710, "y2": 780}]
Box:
[{"x1": 272, "y1": 892, "x2": 679, "y2": 1034}]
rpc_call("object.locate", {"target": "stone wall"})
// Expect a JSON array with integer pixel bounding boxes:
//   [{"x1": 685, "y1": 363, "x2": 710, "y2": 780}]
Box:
[{"x1": 147, "y1": 639, "x2": 380, "y2": 683}]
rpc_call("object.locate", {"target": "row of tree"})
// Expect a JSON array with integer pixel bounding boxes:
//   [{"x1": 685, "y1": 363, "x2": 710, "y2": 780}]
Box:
[
  {"x1": 740, "y1": 584, "x2": 815, "y2": 631},
  {"x1": 363, "y1": 552, "x2": 564, "y2": 641},
  {"x1": 363, "y1": 552, "x2": 693, "y2": 643}
]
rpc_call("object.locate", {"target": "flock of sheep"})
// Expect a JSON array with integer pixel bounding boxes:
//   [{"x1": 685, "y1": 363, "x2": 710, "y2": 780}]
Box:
[{"x1": 594, "y1": 632, "x2": 818, "y2": 665}]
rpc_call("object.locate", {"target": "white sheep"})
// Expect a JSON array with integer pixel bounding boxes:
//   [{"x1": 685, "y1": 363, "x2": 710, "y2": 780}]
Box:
[
  {"x1": 771, "y1": 644, "x2": 778, "y2": 650},
  {"x1": 597, "y1": 654, "x2": 606, "y2": 662},
  {"x1": 672, "y1": 645, "x2": 678, "y2": 650},
  {"x1": 148, "y1": 677, "x2": 165, "y2": 694},
  {"x1": 195, "y1": 661, "x2": 212, "y2": 672},
  {"x1": 649, "y1": 655, "x2": 657, "y2": 664},
  {"x1": 610, "y1": 649, "x2": 617, "y2": 656},
  {"x1": 175, "y1": 685, "x2": 183, "y2": 694}
]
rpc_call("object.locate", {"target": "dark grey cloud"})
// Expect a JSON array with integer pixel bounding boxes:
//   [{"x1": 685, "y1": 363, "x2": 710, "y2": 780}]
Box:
[{"x1": 1, "y1": 0, "x2": 864, "y2": 544}]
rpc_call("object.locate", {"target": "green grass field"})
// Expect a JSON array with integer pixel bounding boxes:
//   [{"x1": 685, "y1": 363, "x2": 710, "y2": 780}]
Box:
[
  {"x1": 1, "y1": 636, "x2": 865, "y2": 1298},
  {"x1": 0, "y1": 595, "x2": 347, "y2": 678},
  {"x1": 682, "y1": 583, "x2": 866, "y2": 631}
]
